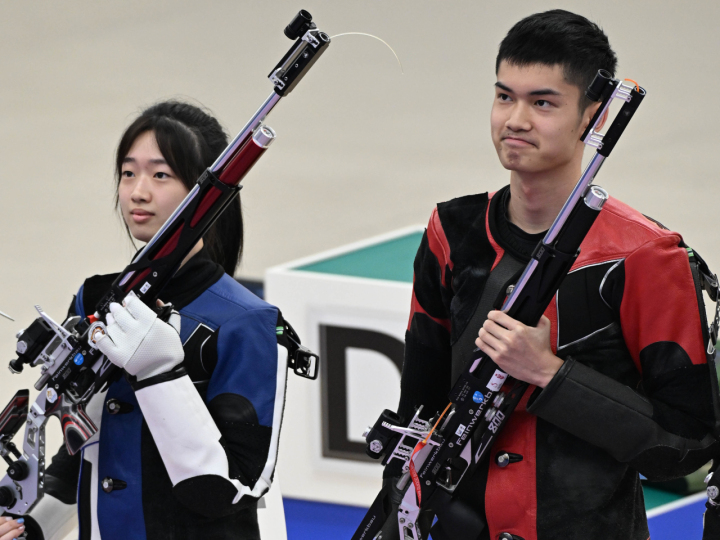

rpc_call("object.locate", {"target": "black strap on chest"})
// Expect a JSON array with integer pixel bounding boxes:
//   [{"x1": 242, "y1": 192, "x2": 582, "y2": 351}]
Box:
[{"x1": 450, "y1": 253, "x2": 525, "y2": 385}]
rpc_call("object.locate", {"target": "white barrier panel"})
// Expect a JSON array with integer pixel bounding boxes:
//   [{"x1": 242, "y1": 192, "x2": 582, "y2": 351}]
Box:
[{"x1": 266, "y1": 226, "x2": 424, "y2": 506}]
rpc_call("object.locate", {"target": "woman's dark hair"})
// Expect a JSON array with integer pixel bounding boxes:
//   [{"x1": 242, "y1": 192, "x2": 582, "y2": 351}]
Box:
[
  {"x1": 115, "y1": 100, "x2": 242, "y2": 275},
  {"x1": 496, "y1": 9, "x2": 618, "y2": 110}
]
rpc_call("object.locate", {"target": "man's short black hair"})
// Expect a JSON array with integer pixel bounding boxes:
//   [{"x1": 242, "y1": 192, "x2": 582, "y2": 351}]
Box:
[{"x1": 496, "y1": 9, "x2": 618, "y2": 109}]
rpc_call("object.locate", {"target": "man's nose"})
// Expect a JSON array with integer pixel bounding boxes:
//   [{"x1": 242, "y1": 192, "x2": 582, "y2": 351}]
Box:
[{"x1": 506, "y1": 101, "x2": 531, "y2": 131}]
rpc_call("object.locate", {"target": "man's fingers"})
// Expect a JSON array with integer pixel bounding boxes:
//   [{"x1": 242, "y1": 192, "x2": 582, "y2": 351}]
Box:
[
  {"x1": 487, "y1": 310, "x2": 518, "y2": 330},
  {"x1": 481, "y1": 319, "x2": 511, "y2": 341},
  {"x1": 476, "y1": 328, "x2": 503, "y2": 354}
]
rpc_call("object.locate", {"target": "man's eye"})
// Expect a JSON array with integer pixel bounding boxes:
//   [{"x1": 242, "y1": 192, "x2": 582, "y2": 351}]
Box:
[
  {"x1": 498, "y1": 93, "x2": 512, "y2": 102},
  {"x1": 536, "y1": 99, "x2": 551, "y2": 108}
]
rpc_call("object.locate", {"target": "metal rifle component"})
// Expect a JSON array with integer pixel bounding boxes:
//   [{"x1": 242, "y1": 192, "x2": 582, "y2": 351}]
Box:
[
  {"x1": 705, "y1": 460, "x2": 720, "y2": 538},
  {"x1": 352, "y1": 71, "x2": 646, "y2": 540},
  {"x1": 279, "y1": 317, "x2": 320, "y2": 380},
  {"x1": 0, "y1": 310, "x2": 13, "y2": 322},
  {"x1": 0, "y1": 9, "x2": 329, "y2": 516}
]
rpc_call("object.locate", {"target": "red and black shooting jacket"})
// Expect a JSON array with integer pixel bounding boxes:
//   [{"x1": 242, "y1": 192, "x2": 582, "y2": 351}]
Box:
[{"x1": 397, "y1": 186, "x2": 718, "y2": 540}]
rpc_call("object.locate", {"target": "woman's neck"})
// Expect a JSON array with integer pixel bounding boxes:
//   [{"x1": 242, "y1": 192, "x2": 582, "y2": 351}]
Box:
[{"x1": 180, "y1": 239, "x2": 204, "y2": 268}]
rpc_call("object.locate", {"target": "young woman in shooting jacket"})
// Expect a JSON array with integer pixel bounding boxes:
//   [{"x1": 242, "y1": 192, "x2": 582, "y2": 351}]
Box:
[
  {"x1": 388, "y1": 10, "x2": 719, "y2": 540},
  {"x1": 16, "y1": 101, "x2": 288, "y2": 540}
]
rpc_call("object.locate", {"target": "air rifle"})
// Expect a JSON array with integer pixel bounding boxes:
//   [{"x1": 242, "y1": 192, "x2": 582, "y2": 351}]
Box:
[
  {"x1": 352, "y1": 71, "x2": 646, "y2": 540},
  {"x1": 0, "y1": 9, "x2": 327, "y2": 515}
]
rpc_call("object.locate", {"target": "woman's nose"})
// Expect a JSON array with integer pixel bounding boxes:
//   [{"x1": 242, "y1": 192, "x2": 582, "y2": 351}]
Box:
[{"x1": 131, "y1": 175, "x2": 151, "y2": 202}]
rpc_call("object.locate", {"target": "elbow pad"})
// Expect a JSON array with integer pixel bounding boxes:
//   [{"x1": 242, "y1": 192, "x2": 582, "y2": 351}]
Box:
[
  {"x1": 133, "y1": 370, "x2": 270, "y2": 517},
  {"x1": 528, "y1": 357, "x2": 719, "y2": 480}
]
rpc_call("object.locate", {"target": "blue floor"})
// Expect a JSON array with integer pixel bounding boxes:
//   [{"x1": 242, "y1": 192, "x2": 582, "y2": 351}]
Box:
[
  {"x1": 284, "y1": 498, "x2": 368, "y2": 540},
  {"x1": 647, "y1": 497, "x2": 706, "y2": 540},
  {"x1": 284, "y1": 496, "x2": 707, "y2": 540}
]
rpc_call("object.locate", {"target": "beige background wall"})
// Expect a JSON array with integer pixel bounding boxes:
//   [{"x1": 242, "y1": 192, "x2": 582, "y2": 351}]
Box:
[{"x1": 0, "y1": 0, "x2": 718, "y2": 498}]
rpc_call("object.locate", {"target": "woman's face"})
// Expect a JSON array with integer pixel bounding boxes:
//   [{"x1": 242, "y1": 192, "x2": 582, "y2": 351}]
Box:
[{"x1": 118, "y1": 130, "x2": 190, "y2": 243}]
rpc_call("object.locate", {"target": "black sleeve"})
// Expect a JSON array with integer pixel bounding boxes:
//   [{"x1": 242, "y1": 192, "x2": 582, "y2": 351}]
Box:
[
  {"x1": 44, "y1": 444, "x2": 82, "y2": 504},
  {"x1": 399, "y1": 226, "x2": 453, "y2": 425}
]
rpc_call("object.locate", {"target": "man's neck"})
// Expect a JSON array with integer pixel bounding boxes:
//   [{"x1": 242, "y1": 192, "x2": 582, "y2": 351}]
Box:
[{"x1": 506, "y1": 160, "x2": 581, "y2": 234}]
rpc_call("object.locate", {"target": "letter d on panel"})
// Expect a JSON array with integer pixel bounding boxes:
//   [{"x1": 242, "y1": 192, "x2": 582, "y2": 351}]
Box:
[{"x1": 320, "y1": 325, "x2": 403, "y2": 461}]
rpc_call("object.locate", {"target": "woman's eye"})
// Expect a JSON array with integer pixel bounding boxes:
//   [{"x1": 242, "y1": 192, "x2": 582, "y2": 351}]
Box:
[
  {"x1": 154, "y1": 172, "x2": 170, "y2": 179},
  {"x1": 121, "y1": 170, "x2": 134, "y2": 178}
]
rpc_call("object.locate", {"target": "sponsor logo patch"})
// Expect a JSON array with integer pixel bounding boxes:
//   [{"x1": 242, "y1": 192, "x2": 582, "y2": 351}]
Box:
[{"x1": 472, "y1": 391, "x2": 484, "y2": 403}]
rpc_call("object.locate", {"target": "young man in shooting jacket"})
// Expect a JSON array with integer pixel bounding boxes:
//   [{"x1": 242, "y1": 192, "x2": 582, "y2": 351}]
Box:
[{"x1": 392, "y1": 10, "x2": 720, "y2": 540}]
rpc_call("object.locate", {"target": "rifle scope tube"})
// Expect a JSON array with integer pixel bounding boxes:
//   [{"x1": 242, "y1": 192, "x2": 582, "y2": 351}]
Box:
[
  {"x1": 218, "y1": 126, "x2": 275, "y2": 184},
  {"x1": 211, "y1": 92, "x2": 281, "y2": 173}
]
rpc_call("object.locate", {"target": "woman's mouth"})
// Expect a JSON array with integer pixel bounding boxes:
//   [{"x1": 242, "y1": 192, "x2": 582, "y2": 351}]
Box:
[{"x1": 130, "y1": 210, "x2": 154, "y2": 224}]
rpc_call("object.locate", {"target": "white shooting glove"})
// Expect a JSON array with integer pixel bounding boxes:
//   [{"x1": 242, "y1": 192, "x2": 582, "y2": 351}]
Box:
[{"x1": 95, "y1": 291, "x2": 184, "y2": 381}]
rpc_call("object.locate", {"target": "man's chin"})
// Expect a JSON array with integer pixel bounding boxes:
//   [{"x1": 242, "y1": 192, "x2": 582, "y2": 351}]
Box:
[{"x1": 499, "y1": 156, "x2": 536, "y2": 173}]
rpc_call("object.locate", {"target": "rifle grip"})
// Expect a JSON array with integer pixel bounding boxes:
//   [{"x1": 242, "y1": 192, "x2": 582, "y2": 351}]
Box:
[{"x1": 60, "y1": 401, "x2": 97, "y2": 455}]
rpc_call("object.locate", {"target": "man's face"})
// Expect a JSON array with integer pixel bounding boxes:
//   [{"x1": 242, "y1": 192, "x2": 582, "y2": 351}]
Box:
[{"x1": 491, "y1": 61, "x2": 591, "y2": 175}]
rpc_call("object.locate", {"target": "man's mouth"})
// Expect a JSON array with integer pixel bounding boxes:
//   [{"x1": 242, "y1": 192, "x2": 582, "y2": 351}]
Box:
[{"x1": 501, "y1": 135, "x2": 536, "y2": 148}]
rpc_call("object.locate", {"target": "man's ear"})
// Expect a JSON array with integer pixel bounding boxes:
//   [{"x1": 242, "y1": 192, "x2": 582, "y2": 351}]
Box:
[
  {"x1": 581, "y1": 101, "x2": 609, "y2": 134},
  {"x1": 594, "y1": 108, "x2": 610, "y2": 132}
]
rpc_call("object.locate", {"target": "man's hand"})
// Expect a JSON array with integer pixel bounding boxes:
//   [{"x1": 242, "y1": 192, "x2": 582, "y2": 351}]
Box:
[{"x1": 475, "y1": 310, "x2": 563, "y2": 388}]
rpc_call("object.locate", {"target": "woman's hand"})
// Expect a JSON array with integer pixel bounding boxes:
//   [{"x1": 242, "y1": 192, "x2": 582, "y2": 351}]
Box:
[
  {"x1": 95, "y1": 292, "x2": 184, "y2": 381},
  {"x1": 0, "y1": 517, "x2": 24, "y2": 540},
  {"x1": 475, "y1": 310, "x2": 563, "y2": 388}
]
